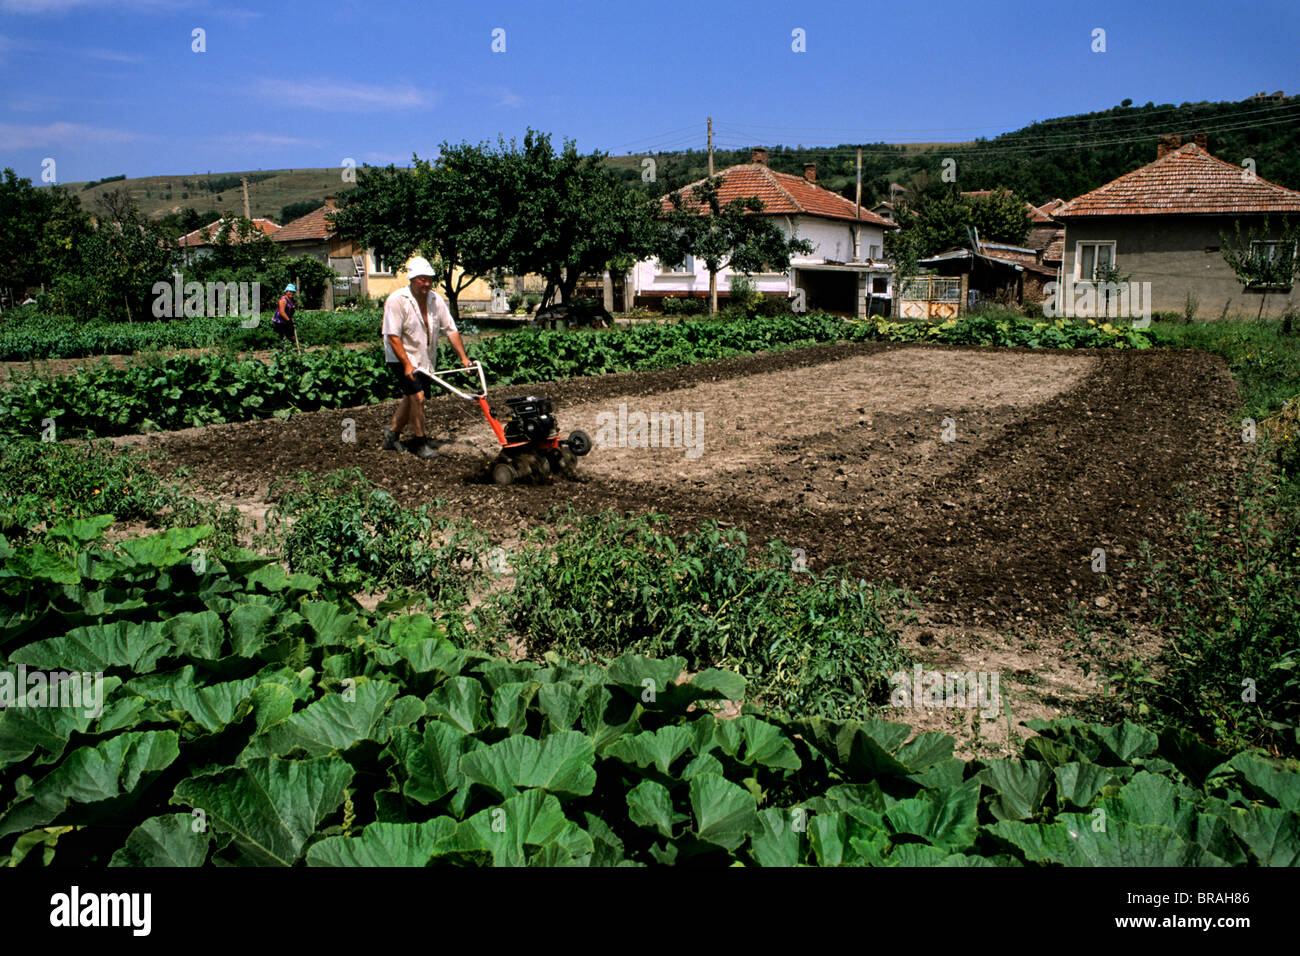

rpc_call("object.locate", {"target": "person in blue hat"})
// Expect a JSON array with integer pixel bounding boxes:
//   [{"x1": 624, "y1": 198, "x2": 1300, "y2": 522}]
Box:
[{"x1": 272, "y1": 283, "x2": 297, "y2": 346}]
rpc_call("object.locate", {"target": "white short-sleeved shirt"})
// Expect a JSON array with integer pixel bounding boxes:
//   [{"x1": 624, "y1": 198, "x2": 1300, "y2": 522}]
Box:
[{"x1": 381, "y1": 286, "x2": 458, "y2": 377}]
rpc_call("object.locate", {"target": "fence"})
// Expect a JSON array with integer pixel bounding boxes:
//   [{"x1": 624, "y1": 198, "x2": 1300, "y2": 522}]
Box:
[{"x1": 898, "y1": 275, "x2": 962, "y2": 320}]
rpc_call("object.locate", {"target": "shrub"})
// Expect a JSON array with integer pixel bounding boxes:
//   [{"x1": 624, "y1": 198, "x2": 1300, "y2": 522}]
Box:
[
  {"x1": 727, "y1": 276, "x2": 764, "y2": 314},
  {"x1": 0, "y1": 437, "x2": 241, "y2": 549},
  {"x1": 662, "y1": 296, "x2": 704, "y2": 315},
  {"x1": 495, "y1": 511, "x2": 913, "y2": 719},
  {"x1": 265, "y1": 469, "x2": 488, "y2": 609},
  {"x1": 1129, "y1": 464, "x2": 1300, "y2": 757},
  {"x1": 752, "y1": 294, "x2": 793, "y2": 317}
]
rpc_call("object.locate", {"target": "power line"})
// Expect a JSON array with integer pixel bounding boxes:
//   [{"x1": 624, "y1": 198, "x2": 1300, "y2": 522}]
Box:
[
  {"x1": 611, "y1": 133, "x2": 706, "y2": 155},
  {"x1": 712, "y1": 98, "x2": 1297, "y2": 139},
  {"x1": 605, "y1": 105, "x2": 1298, "y2": 162},
  {"x1": 608, "y1": 124, "x2": 705, "y2": 152},
  {"x1": 701, "y1": 110, "x2": 1300, "y2": 160}
]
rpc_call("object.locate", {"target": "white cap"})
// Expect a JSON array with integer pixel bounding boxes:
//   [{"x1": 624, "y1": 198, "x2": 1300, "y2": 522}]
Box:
[{"x1": 406, "y1": 256, "x2": 436, "y2": 279}]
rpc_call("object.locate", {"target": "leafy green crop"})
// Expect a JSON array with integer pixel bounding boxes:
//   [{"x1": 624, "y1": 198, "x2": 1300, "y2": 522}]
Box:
[
  {"x1": 0, "y1": 518, "x2": 1293, "y2": 867},
  {"x1": 264, "y1": 469, "x2": 490, "y2": 624},
  {"x1": 495, "y1": 511, "x2": 912, "y2": 720},
  {"x1": 0, "y1": 310, "x2": 382, "y2": 361},
  {"x1": 0, "y1": 312, "x2": 1152, "y2": 441},
  {"x1": 0, "y1": 438, "x2": 240, "y2": 549}
]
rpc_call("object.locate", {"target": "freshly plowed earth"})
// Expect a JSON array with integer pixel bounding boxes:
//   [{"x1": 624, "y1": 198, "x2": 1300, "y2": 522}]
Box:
[{"x1": 129, "y1": 342, "x2": 1242, "y2": 627}]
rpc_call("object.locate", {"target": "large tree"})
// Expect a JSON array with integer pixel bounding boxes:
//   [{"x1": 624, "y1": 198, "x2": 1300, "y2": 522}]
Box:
[
  {"x1": 495, "y1": 129, "x2": 657, "y2": 308},
  {"x1": 0, "y1": 169, "x2": 91, "y2": 303},
  {"x1": 655, "y1": 177, "x2": 813, "y2": 314},
  {"x1": 885, "y1": 184, "x2": 1032, "y2": 276},
  {"x1": 76, "y1": 189, "x2": 178, "y2": 321},
  {"x1": 329, "y1": 132, "x2": 657, "y2": 316},
  {"x1": 328, "y1": 157, "x2": 506, "y2": 320}
]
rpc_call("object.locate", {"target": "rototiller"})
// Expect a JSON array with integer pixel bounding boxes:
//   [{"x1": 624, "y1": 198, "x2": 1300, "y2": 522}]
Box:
[{"x1": 428, "y1": 361, "x2": 591, "y2": 485}]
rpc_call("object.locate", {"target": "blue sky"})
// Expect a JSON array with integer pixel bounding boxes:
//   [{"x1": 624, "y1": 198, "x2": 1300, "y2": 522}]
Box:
[{"x1": 0, "y1": 0, "x2": 1296, "y2": 183}]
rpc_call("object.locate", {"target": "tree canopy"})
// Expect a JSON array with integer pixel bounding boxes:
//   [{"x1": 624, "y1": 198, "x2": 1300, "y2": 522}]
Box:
[
  {"x1": 0, "y1": 169, "x2": 91, "y2": 302},
  {"x1": 885, "y1": 185, "x2": 1032, "y2": 277}
]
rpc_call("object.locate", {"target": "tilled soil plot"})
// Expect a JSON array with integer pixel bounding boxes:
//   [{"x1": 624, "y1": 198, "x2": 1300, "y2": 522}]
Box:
[{"x1": 130, "y1": 342, "x2": 1242, "y2": 631}]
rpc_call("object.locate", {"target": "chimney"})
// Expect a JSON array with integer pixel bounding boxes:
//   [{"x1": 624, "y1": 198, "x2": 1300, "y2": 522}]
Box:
[
  {"x1": 803, "y1": 162, "x2": 817, "y2": 183},
  {"x1": 1193, "y1": 132, "x2": 1207, "y2": 151},
  {"x1": 751, "y1": 146, "x2": 768, "y2": 166},
  {"x1": 1156, "y1": 133, "x2": 1182, "y2": 159}
]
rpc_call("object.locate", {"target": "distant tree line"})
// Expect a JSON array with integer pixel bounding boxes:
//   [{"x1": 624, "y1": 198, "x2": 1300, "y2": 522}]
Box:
[
  {"x1": 177, "y1": 172, "x2": 274, "y2": 195},
  {"x1": 0, "y1": 171, "x2": 331, "y2": 320},
  {"x1": 621, "y1": 98, "x2": 1300, "y2": 210},
  {"x1": 280, "y1": 200, "x2": 320, "y2": 224},
  {"x1": 81, "y1": 174, "x2": 126, "y2": 191}
]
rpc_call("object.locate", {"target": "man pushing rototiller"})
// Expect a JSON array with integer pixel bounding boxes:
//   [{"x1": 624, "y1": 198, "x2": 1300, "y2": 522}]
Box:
[{"x1": 381, "y1": 256, "x2": 590, "y2": 483}]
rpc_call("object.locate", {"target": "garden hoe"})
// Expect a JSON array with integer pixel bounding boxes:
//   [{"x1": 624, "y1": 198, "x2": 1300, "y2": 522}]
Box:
[{"x1": 428, "y1": 361, "x2": 592, "y2": 486}]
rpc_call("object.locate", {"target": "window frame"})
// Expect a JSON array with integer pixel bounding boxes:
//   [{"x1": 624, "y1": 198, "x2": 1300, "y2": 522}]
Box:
[
  {"x1": 657, "y1": 254, "x2": 695, "y2": 276},
  {"x1": 1073, "y1": 240, "x2": 1117, "y2": 282},
  {"x1": 1245, "y1": 239, "x2": 1298, "y2": 291}
]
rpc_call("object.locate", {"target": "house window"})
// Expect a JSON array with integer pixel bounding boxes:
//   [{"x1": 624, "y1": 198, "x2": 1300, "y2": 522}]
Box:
[
  {"x1": 1075, "y1": 241, "x2": 1117, "y2": 281},
  {"x1": 659, "y1": 255, "x2": 693, "y2": 275},
  {"x1": 1246, "y1": 240, "x2": 1297, "y2": 290},
  {"x1": 369, "y1": 251, "x2": 393, "y2": 276},
  {"x1": 869, "y1": 244, "x2": 881, "y2": 260}
]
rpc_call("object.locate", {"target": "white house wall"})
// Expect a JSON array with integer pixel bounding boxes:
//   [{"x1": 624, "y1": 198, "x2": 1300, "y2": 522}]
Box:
[{"x1": 633, "y1": 216, "x2": 890, "y2": 296}]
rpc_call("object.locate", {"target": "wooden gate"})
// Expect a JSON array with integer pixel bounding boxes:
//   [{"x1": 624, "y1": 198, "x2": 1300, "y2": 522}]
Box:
[{"x1": 898, "y1": 275, "x2": 962, "y2": 320}]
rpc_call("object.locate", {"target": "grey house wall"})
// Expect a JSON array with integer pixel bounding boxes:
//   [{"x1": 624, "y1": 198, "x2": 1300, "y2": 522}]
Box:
[{"x1": 1061, "y1": 216, "x2": 1299, "y2": 318}]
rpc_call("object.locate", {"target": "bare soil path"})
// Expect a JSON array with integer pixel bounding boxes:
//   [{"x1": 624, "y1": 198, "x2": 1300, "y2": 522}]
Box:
[{"x1": 124, "y1": 341, "x2": 1241, "y2": 625}]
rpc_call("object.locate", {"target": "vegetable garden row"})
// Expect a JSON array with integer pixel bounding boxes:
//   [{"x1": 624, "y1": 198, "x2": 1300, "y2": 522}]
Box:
[
  {"x1": 1, "y1": 310, "x2": 1296, "y2": 867},
  {"x1": 0, "y1": 308, "x2": 383, "y2": 361},
  {"x1": 2, "y1": 517, "x2": 1294, "y2": 867},
  {"x1": 0, "y1": 313, "x2": 1150, "y2": 440}
]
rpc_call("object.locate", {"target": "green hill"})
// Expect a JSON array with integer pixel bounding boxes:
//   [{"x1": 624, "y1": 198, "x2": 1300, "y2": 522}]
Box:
[
  {"x1": 61, "y1": 167, "x2": 349, "y2": 224},
  {"x1": 618, "y1": 96, "x2": 1300, "y2": 207},
  {"x1": 43, "y1": 95, "x2": 1300, "y2": 224}
]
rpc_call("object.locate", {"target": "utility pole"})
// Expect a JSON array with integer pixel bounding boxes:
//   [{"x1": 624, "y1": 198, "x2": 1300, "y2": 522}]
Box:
[
  {"x1": 241, "y1": 177, "x2": 251, "y2": 220},
  {"x1": 707, "y1": 117, "x2": 714, "y2": 177},
  {"x1": 855, "y1": 146, "x2": 862, "y2": 218},
  {"x1": 855, "y1": 146, "x2": 863, "y2": 262}
]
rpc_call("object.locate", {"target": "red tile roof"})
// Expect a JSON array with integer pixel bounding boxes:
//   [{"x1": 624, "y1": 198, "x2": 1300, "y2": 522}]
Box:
[
  {"x1": 1030, "y1": 198, "x2": 1065, "y2": 223},
  {"x1": 179, "y1": 217, "x2": 280, "y2": 247},
  {"x1": 274, "y1": 202, "x2": 337, "y2": 243},
  {"x1": 661, "y1": 163, "x2": 896, "y2": 227},
  {"x1": 1056, "y1": 144, "x2": 1300, "y2": 217},
  {"x1": 1043, "y1": 229, "x2": 1065, "y2": 263}
]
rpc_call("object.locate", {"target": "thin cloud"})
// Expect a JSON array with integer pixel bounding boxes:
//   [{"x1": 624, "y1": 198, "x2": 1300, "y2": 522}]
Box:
[
  {"x1": 6, "y1": 95, "x2": 55, "y2": 111},
  {"x1": 84, "y1": 48, "x2": 144, "y2": 63},
  {"x1": 491, "y1": 87, "x2": 522, "y2": 109},
  {"x1": 0, "y1": 0, "x2": 184, "y2": 12},
  {"x1": 361, "y1": 151, "x2": 413, "y2": 165},
  {"x1": 211, "y1": 6, "x2": 261, "y2": 24},
  {"x1": 0, "y1": 120, "x2": 138, "y2": 149},
  {"x1": 256, "y1": 79, "x2": 432, "y2": 111},
  {"x1": 0, "y1": 0, "x2": 90, "y2": 10},
  {"x1": 467, "y1": 83, "x2": 525, "y2": 109},
  {"x1": 231, "y1": 133, "x2": 324, "y2": 149}
]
